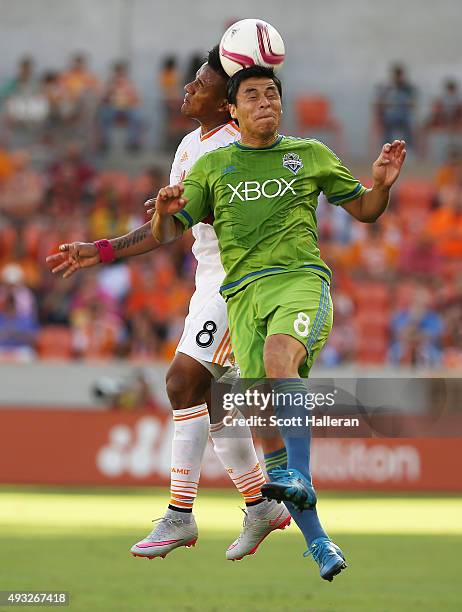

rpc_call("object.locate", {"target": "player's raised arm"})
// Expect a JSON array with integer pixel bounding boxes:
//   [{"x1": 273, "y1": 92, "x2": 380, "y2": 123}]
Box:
[
  {"x1": 342, "y1": 139, "x2": 406, "y2": 223},
  {"x1": 151, "y1": 184, "x2": 189, "y2": 243},
  {"x1": 46, "y1": 221, "x2": 160, "y2": 279}
]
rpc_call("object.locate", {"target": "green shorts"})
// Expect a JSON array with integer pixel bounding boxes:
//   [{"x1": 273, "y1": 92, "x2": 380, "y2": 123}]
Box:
[{"x1": 226, "y1": 270, "x2": 333, "y2": 379}]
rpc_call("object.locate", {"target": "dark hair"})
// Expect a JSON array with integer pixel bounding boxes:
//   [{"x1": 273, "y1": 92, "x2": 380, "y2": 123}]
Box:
[
  {"x1": 227, "y1": 66, "x2": 282, "y2": 105},
  {"x1": 207, "y1": 45, "x2": 229, "y2": 81},
  {"x1": 162, "y1": 55, "x2": 177, "y2": 70}
]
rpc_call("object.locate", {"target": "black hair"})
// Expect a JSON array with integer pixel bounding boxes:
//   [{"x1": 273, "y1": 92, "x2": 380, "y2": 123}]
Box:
[
  {"x1": 227, "y1": 66, "x2": 282, "y2": 105},
  {"x1": 207, "y1": 45, "x2": 229, "y2": 82}
]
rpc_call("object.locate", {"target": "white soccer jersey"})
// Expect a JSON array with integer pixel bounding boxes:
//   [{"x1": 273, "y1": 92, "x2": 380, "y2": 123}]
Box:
[
  {"x1": 169, "y1": 120, "x2": 240, "y2": 299},
  {"x1": 169, "y1": 120, "x2": 240, "y2": 373}
]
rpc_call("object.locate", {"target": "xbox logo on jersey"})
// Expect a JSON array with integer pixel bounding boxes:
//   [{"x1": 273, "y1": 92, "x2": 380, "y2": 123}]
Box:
[{"x1": 227, "y1": 177, "x2": 297, "y2": 202}]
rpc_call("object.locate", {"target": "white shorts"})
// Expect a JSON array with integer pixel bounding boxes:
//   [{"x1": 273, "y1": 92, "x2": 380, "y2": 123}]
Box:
[{"x1": 176, "y1": 291, "x2": 234, "y2": 379}]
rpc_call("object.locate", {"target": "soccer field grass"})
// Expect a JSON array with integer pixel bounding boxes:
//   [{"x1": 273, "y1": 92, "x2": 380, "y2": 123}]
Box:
[{"x1": 1, "y1": 487, "x2": 461, "y2": 612}]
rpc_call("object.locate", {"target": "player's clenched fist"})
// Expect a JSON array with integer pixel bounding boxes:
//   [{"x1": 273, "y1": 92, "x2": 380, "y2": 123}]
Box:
[{"x1": 155, "y1": 183, "x2": 188, "y2": 216}]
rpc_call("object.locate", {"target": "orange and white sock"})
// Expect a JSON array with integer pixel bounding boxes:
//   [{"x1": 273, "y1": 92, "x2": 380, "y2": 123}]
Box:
[
  {"x1": 210, "y1": 409, "x2": 266, "y2": 505},
  {"x1": 169, "y1": 403, "x2": 210, "y2": 512}
]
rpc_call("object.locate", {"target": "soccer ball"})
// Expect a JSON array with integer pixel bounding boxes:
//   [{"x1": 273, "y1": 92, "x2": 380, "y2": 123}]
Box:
[{"x1": 219, "y1": 19, "x2": 285, "y2": 77}]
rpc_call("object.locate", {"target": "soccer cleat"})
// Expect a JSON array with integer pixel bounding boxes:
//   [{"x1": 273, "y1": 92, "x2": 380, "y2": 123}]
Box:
[
  {"x1": 261, "y1": 467, "x2": 317, "y2": 512},
  {"x1": 226, "y1": 500, "x2": 291, "y2": 561},
  {"x1": 130, "y1": 515, "x2": 198, "y2": 559},
  {"x1": 304, "y1": 537, "x2": 347, "y2": 581}
]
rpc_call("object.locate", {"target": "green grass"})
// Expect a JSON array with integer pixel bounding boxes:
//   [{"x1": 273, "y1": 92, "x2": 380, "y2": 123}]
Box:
[{"x1": 0, "y1": 487, "x2": 461, "y2": 612}]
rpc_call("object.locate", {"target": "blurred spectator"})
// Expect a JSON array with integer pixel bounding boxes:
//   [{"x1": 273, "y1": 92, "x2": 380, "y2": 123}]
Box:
[
  {"x1": 438, "y1": 274, "x2": 462, "y2": 367},
  {"x1": 159, "y1": 56, "x2": 196, "y2": 150},
  {"x1": 1, "y1": 57, "x2": 49, "y2": 129},
  {"x1": 71, "y1": 299, "x2": 126, "y2": 359},
  {"x1": 0, "y1": 291, "x2": 38, "y2": 360},
  {"x1": 39, "y1": 278, "x2": 75, "y2": 326},
  {"x1": 60, "y1": 53, "x2": 101, "y2": 108},
  {"x1": 40, "y1": 71, "x2": 75, "y2": 137},
  {"x1": 0, "y1": 263, "x2": 38, "y2": 361},
  {"x1": 426, "y1": 79, "x2": 462, "y2": 129},
  {"x1": 434, "y1": 146, "x2": 462, "y2": 195},
  {"x1": 389, "y1": 289, "x2": 443, "y2": 367},
  {"x1": 184, "y1": 53, "x2": 205, "y2": 86},
  {"x1": 47, "y1": 142, "x2": 95, "y2": 211},
  {"x1": 132, "y1": 165, "x2": 164, "y2": 206},
  {"x1": 60, "y1": 53, "x2": 101, "y2": 145},
  {"x1": 0, "y1": 148, "x2": 14, "y2": 183},
  {"x1": 399, "y1": 231, "x2": 442, "y2": 276},
  {"x1": 68, "y1": 270, "x2": 126, "y2": 358},
  {"x1": 0, "y1": 263, "x2": 37, "y2": 316},
  {"x1": 99, "y1": 61, "x2": 142, "y2": 152},
  {"x1": 128, "y1": 309, "x2": 162, "y2": 359},
  {"x1": 374, "y1": 63, "x2": 416, "y2": 148},
  {"x1": 338, "y1": 222, "x2": 399, "y2": 280},
  {"x1": 1, "y1": 57, "x2": 34, "y2": 100},
  {"x1": 425, "y1": 181, "x2": 462, "y2": 260},
  {"x1": 159, "y1": 56, "x2": 181, "y2": 103},
  {"x1": 319, "y1": 288, "x2": 357, "y2": 365},
  {"x1": 0, "y1": 150, "x2": 44, "y2": 218}
]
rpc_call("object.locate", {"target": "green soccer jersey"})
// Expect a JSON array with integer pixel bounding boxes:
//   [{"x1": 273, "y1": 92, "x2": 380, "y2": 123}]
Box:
[{"x1": 174, "y1": 135, "x2": 366, "y2": 300}]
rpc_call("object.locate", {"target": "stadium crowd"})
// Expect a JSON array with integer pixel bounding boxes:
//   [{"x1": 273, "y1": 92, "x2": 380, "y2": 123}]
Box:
[
  {"x1": 0, "y1": 54, "x2": 461, "y2": 368},
  {"x1": 0, "y1": 140, "x2": 460, "y2": 368},
  {"x1": 1, "y1": 54, "x2": 462, "y2": 155}
]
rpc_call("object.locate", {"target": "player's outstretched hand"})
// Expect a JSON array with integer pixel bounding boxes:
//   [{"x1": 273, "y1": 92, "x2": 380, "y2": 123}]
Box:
[
  {"x1": 45, "y1": 242, "x2": 100, "y2": 279},
  {"x1": 154, "y1": 184, "x2": 188, "y2": 216},
  {"x1": 372, "y1": 140, "x2": 406, "y2": 189},
  {"x1": 144, "y1": 197, "x2": 156, "y2": 217}
]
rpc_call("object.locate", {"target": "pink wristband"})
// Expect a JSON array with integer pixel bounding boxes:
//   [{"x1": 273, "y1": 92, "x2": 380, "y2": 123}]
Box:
[{"x1": 94, "y1": 239, "x2": 115, "y2": 264}]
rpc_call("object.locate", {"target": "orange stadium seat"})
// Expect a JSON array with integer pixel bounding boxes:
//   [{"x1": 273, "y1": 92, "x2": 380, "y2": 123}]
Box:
[
  {"x1": 356, "y1": 334, "x2": 388, "y2": 364},
  {"x1": 36, "y1": 325, "x2": 73, "y2": 359},
  {"x1": 295, "y1": 95, "x2": 344, "y2": 154},
  {"x1": 353, "y1": 282, "x2": 390, "y2": 309},
  {"x1": 353, "y1": 310, "x2": 389, "y2": 333},
  {"x1": 396, "y1": 179, "x2": 435, "y2": 211}
]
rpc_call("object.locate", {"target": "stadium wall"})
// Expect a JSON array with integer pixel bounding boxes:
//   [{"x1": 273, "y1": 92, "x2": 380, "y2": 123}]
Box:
[
  {"x1": 0, "y1": 0, "x2": 460, "y2": 155},
  {"x1": 1, "y1": 407, "x2": 461, "y2": 491}
]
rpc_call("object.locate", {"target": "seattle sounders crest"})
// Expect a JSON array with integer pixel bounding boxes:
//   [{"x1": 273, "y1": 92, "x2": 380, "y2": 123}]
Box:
[{"x1": 282, "y1": 153, "x2": 303, "y2": 175}]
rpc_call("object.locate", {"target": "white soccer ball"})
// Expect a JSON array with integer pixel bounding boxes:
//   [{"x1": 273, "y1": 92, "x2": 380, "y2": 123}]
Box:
[{"x1": 219, "y1": 19, "x2": 285, "y2": 77}]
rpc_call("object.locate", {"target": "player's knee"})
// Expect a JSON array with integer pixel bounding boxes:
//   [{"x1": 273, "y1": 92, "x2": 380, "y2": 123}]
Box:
[{"x1": 166, "y1": 367, "x2": 206, "y2": 411}]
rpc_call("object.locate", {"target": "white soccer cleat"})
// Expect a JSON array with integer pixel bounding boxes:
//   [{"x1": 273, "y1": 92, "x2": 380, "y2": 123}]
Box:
[
  {"x1": 131, "y1": 515, "x2": 198, "y2": 559},
  {"x1": 226, "y1": 500, "x2": 291, "y2": 561}
]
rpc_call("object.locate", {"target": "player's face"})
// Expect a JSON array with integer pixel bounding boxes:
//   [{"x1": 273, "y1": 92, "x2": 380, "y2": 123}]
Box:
[
  {"x1": 182, "y1": 63, "x2": 228, "y2": 120},
  {"x1": 230, "y1": 77, "x2": 282, "y2": 139}
]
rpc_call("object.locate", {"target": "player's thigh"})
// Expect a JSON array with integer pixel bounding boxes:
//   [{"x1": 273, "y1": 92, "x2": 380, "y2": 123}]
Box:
[
  {"x1": 176, "y1": 292, "x2": 233, "y2": 370},
  {"x1": 264, "y1": 271, "x2": 333, "y2": 377},
  {"x1": 226, "y1": 283, "x2": 266, "y2": 380}
]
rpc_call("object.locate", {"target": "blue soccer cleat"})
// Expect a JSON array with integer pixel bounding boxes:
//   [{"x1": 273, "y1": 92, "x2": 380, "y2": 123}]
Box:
[
  {"x1": 305, "y1": 537, "x2": 347, "y2": 581},
  {"x1": 261, "y1": 467, "x2": 317, "y2": 511}
]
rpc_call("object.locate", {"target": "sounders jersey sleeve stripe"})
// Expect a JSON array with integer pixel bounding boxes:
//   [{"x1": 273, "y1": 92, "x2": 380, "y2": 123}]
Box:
[
  {"x1": 175, "y1": 209, "x2": 194, "y2": 229},
  {"x1": 327, "y1": 182, "x2": 366, "y2": 205}
]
